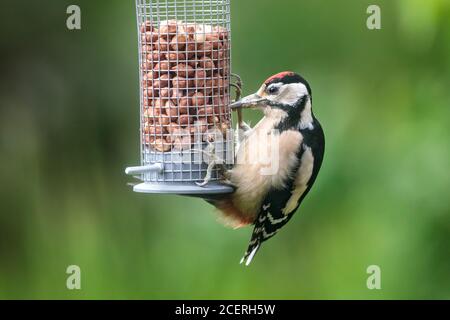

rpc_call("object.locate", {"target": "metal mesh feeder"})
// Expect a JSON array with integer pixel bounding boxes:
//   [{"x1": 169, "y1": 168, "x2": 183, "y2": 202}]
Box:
[{"x1": 125, "y1": 0, "x2": 236, "y2": 196}]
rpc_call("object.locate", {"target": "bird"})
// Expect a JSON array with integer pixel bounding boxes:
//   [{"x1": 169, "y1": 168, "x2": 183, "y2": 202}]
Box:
[{"x1": 207, "y1": 71, "x2": 325, "y2": 265}]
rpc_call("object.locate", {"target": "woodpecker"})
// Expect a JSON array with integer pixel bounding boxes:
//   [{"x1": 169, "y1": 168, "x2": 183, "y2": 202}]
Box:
[{"x1": 209, "y1": 71, "x2": 325, "y2": 265}]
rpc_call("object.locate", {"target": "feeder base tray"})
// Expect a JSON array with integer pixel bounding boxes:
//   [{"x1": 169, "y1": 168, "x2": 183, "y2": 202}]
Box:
[{"x1": 133, "y1": 182, "x2": 234, "y2": 196}]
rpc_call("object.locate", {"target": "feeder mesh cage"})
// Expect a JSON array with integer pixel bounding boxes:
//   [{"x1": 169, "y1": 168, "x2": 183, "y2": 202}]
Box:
[{"x1": 133, "y1": 0, "x2": 233, "y2": 191}]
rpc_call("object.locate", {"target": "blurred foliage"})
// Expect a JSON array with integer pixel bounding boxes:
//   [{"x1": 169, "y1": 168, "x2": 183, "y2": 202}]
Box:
[{"x1": 0, "y1": 0, "x2": 449, "y2": 299}]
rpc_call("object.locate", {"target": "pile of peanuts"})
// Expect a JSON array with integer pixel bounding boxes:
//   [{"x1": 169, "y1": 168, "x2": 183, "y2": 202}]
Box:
[{"x1": 140, "y1": 20, "x2": 231, "y2": 152}]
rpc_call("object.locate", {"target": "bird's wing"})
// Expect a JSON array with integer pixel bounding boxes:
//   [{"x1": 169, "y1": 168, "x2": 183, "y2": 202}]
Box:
[
  {"x1": 240, "y1": 185, "x2": 297, "y2": 266},
  {"x1": 240, "y1": 125, "x2": 324, "y2": 265},
  {"x1": 240, "y1": 119, "x2": 326, "y2": 266}
]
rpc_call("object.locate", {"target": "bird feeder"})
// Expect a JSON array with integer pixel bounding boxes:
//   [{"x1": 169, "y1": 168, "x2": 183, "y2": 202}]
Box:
[{"x1": 125, "y1": 0, "x2": 238, "y2": 196}]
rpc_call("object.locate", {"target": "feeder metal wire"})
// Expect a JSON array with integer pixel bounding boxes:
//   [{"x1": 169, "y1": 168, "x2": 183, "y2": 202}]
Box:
[{"x1": 129, "y1": 0, "x2": 234, "y2": 195}]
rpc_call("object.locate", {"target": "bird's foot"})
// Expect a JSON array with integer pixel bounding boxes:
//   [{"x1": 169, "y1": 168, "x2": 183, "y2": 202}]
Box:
[
  {"x1": 235, "y1": 121, "x2": 252, "y2": 152},
  {"x1": 195, "y1": 141, "x2": 225, "y2": 187},
  {"x1": 238, "y1": 121, "x2": 252, "y2": 133}
]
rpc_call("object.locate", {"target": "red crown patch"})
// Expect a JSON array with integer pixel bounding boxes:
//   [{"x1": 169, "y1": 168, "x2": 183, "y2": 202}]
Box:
[{"x1": 264, "y1": 71, "x2": 296, "y2": 85}]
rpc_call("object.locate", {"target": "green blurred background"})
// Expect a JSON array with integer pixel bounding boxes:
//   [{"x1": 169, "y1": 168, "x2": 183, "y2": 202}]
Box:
[{"x1": 0, "y1": 0, "x2": 449, "y2": 299}]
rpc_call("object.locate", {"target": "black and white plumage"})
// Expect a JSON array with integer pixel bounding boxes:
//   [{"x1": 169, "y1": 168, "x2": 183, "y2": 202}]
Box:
[
  {"x1": 209, "y1": 72, "x2": 325, "y2": 265},
  {"x1": 241, "y1": 115, "x2": 325, "y2": 265}
]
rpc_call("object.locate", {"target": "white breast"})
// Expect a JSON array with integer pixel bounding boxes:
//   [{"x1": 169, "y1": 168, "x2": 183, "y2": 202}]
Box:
[{"x1": 228, "y1": 115, "x2": 303, "y2": 219}]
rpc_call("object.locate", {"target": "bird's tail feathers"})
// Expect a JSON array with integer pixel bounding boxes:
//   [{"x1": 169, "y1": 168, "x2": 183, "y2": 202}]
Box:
[{"x1": 240, "y1": 242, "x2": 261, "y2": 266}]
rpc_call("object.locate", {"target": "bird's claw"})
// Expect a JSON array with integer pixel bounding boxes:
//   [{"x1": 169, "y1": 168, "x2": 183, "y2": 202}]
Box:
[{"x1": 196, "y1": 140, "x2": 225, "y2": 187}]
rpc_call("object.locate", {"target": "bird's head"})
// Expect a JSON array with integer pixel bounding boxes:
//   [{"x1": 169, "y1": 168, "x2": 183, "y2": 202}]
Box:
[{"x1": 230, "y1": 71, "x2": 314, "y2": 129}]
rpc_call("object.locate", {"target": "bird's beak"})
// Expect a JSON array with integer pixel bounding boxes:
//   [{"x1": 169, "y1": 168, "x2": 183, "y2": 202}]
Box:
[{"x1": 229, "y1": 93, "x2": 269, "y2": 110}]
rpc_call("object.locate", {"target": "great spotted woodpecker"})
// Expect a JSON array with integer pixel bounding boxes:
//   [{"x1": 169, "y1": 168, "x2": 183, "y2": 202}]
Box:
[{"x1": 209, "y1": 71, "x2": 325, "y2": 265}]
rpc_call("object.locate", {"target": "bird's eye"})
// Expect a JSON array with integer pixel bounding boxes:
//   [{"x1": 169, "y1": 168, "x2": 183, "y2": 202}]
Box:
[{"x1": 267, "y1": 86, "x2": 279, "y2": 94}]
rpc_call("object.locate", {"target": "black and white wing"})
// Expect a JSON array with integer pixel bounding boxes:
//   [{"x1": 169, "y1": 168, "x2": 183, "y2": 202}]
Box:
[
  {"x1": 240, "y1": 186, "x2": 296, "y2": 266},
  {"x1": 240, "y1": 119, "x2": 325, "y2": 266}
]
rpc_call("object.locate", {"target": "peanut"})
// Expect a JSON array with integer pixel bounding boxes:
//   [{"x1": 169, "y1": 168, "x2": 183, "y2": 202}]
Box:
[
  {"x1": 142, "y1": 72, "x2": 155, "y2": 87},
  {"x1": 178, "y1": 114, "x2": 193, "y2": 126},
  {"x1": 140, "y1": 21, "x2": 154, "y2": 33},
  {"x1": 140, "y1": 20, "x2": 231, "y2": 152},
  {"x1": 186, "y1": 42, "x2": 196, "y2": 59},
  {"x1": 159, "y1": 88, "x2": 171, "y2": 98},
  {"x1": 170, "y1": 34, "x2": 187, "y2": 51},
  {"x1": 142, "y1": 60, "x2": 154, "y2": 71},
  {"x1": 214, "y1": 26, "x2": 229, "y2": 40},
  {"x1": 142, "y1": 31, "x2": 158, "y2": 43},
  {"x1": 193, "y1": 69, "x2": 206, "y2": 87},
  {"x1": 198, "y1": 57, "x2": 215, "y2": 72},
  {"x1": 165, "y1": 51, "x2": 186, "y2": 61},
  {"x1": 165, "y1": 102, "x2": 179, "y2": 119},
  {"x1": 167, "y1": 122, "x2": 182, "y2": 135},
  {"x1": 144, "y1": 135, "x2": 155, "y2": 145},
  {"x1": 141, "y1": 45, "x2": 153, "y2": 53},
  {"x1": 173, "y1": 136, "x2": 192, "y2": 151},
  {"x1": 145, "y1": 124, "x2": 164, "y2": 135},
  {"x1": 172, "y1": 76, "x2": 194, "y2": 89},
  {"x1": 171, "y1": 63, "x2": 195, "y2": 78},
  {"x1": 205, "y1": 34, "x2": 221, "y2": 49},
  {"x1": 153, "y1": 38, "x2": 169, "y2": 51},
  {"x1": 153, "y1": 99, "x2": 166, "y2": 109},
  {"x1": 179, "y1": 97, "x2": 192, "y2": 111},
  {"x1": 157, "y1": 114, "x2": 170, "y2": 126},
  {"x1": 193, "y1": 119, "x2": 208, "y2": 134},
  {"x1": 192, "y1": 92, "x2": 206, "y2": 107},
  {"x1": 159, "y1": 20, "x2": 178, "y2": 38},
  {"x1": 151, "y1": 138, "x2": 172, "y2": 152},
  {"x1": 153, "y1": 74, "x2": 171, "y2": 88},
  {"x1": 197, "y1": 106, "x2": 215, "y2": 116},
  {"x1": 147, "y1": 51, "x2": 162, "y2": 61},
  {"x1": 143, "y1": 87, "x2": 157, "y2": 99},
  {"x1": 198, "y1": 41, "x2": 213, "y2": 56},
  {"x1": 184, "y1": 24, "x2": 197, "y2": 39},
  {"x1": 153, "y1": 60, "x2": 171, "y2": 73},
  {"x1": 217, "y1": 60, "x2": 230, "y2": 76},
  {"x1": 143, "y1": 98, "x2": 153, "y2": 108},
  {"x1": 169, "y1": 89, "x2": 183, "y2": 100},
  {"x1": 203, "y1": 79, "x2": 214, "y2": 96}
]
